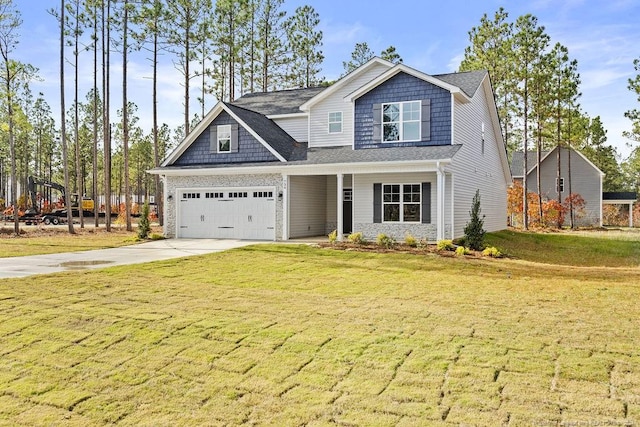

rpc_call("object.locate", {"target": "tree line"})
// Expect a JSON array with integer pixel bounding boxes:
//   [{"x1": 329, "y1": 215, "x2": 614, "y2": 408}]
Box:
[
  {"x1": 460, "y1": 8, "x2": 640, "y2": 229},
  {"x1": 0, "y1": 0, "x2": 328, "y2": 234}
]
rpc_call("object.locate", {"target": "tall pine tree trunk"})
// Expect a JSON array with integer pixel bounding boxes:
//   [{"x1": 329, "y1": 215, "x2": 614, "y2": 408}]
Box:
[
  {"x1": 61, "y1": 0, "x2": 75, "y2": 234},
  {"x1": 123, "y1": 0, "x2": 132, "y2": 231},
  {"x1": 103, "y1": 0, "x2": 112, "y2": 231},
  {"x1": 93, "y1": 1, "x2": 99, "y2": 227},
  {"x1": 74, "y1": 0, "x2": 84, "y2": 228}
]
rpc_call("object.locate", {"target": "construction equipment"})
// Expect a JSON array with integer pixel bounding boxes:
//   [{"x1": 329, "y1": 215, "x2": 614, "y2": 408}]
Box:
[{"x1": 25, "y1": 176, "x2": 95, "y2": 223}]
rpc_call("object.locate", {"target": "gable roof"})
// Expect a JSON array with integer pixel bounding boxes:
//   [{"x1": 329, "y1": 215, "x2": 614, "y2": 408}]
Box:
[
  {"x1": 299, "y1": 57, "x2": 394, "y2": 111},
  {"x1": 224, "y1": 103, "x2": 299, "y2": 160},
  {"x1": 511, "y1": 151, "x2": 547, "y2": 177},
  {"x1": 345, "y1": 63, "x2": 473, "y2": 103},
  {"x1": 231, "y1": 87, "x2": 325, "y2": 116},
  {"x1": 162, "y1": 101, "x2": 298, "y2": 166},
  {"x1": 511, "y1": 147, "x2": 604, "y2": 178}
]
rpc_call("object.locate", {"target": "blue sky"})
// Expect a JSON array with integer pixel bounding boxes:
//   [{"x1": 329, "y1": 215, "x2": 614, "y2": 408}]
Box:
[{"x1": 15, "y1": 0, "x2": 640, "y2": 158}]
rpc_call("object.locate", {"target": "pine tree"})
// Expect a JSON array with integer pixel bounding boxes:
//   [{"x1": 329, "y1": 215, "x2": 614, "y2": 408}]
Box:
[
  {"x1": 285, "y1": 5, "x2": 323, "y2": 88},
  {"x1": 624, "y1": 58, "x2": 640, "y2": 144},
  {"x1": 342, "y1": 42, "x2": 373, "y2": 76},
  {"x1": 464, "y1": 190, "x2": 486, "y2": 251}
]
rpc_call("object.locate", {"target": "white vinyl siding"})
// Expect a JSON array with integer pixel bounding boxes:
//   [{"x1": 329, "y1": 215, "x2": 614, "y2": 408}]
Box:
[
  {"x1": 289, "y1": 176, "x2": 327, "y2": 238},
  {"x1": 309, "y1": 62, "x2": 390, "y2": 147},
  {"x1": 450, "y1": 78, "x2": 508, "y2": 237},
  {"x1": 273, "y1": 116, "x2": 309, "y2": 142}
]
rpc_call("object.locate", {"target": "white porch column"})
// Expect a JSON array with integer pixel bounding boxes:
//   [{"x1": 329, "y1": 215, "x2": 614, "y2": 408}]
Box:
[
  {"x1": 436, "y1": 165, "x2": 445, "y2": 241},
  {"x1": 450, "y1": 173, "x2": 455, "y2": 240},
  {"x1": 282, "y1": 174, "x2": 289, "y2": 241},
  {"x1": 630, "y1": 203, "x2": 634, "y2": 228},
  {"x1": 337, "y1": 173, "x2": 344, "y2": 241}
]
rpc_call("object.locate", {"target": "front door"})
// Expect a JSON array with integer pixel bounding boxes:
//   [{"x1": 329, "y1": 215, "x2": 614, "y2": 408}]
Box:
[{"x1": 343, "y1": 188, "x2": 352, "y2": 235}]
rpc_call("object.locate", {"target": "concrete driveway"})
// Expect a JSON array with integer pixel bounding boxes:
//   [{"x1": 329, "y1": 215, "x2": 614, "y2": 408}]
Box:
[{"x1": 0, "y1": 239, "x2": 262, "y2": 279}]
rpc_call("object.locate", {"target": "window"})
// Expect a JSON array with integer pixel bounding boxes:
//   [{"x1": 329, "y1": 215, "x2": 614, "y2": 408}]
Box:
[
  {"x1": 328, "y1": 111, "x2": 342, "y2": 133},
  {"x1": 556, "y1": 177, "x2": 565, "y2": 193},
  {"x1": 382, "y1": 101, "x2": 421, "y2": 142},
  {"x1": 383, "y1": 184, "x2": 420, "y2": 222},
  {"x1": 217, "y1": 124, "x2": 231, "y2": 153},
  {"x1": 182, "y1": 192, "x2": 200, "y2": 199}
]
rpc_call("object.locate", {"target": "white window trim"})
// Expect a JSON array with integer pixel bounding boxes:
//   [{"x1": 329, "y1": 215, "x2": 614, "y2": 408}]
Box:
[
  {"x1": 382, "y1": 183, "x2": 422, "y2": 223},
  {"x1": 556, "y1": 177, "x2": 565, "y2": 193},
  {"x1": 382, "y1": 101, "x2": 421, "y2": 143},
  {"x1": 217, "y1": 124, "x2": 231, "y2": 153},
  {"x1": 328, "y1": 111, "x2": 343, "y2": 134}
]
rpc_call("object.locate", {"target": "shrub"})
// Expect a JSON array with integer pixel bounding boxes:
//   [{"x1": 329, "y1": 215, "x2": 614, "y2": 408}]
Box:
[
  {"x1": 149, "y1": 233, "x2": 165, "y2": 240},
  {"x1": 376, "y1": 233, "x2": 395, "y2": 249},
  {"x1": 482, "y1": 246, "x2": 503, "y2": 258},
  {"x1": 348, "y1": 232, "x2": 366, "y2": 244},
  {"x1": 404, "y1": 233, "x2": 417, "y2": 247},
  {"x1": 455, "y1": 246, "x2": 470, "y2": 257},
  {"x1": 436, "y1": 239, "x2": 455, "y2": 251},
  {"x1": 464, "y1": 189, "x2": 486, "y2": 251},
  {"x1": 328, "y1": 229, "x2": 337, "y2": 243},
  {"x1": 137, "y1": 202, "x2": 151, "y2": 240}
]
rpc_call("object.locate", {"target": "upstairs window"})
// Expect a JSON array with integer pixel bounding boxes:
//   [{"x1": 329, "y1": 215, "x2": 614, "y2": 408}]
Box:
[
  {"x1": 556, "y1": 177, "x2": 565, "y2": 193},
  {"x1": 217, "y1": 125, "x2": 231, "y2": 153},
  {"x1": 382, "y1": 101, "x2": 421, "y2": 142},
  {"x1": 328, "y1": 111, "x2": 343, "y2": 133}
]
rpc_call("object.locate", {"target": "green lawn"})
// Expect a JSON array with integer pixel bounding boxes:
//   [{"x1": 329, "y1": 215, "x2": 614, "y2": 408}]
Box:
[
  {"x1": 486, "y1": 228, "x2": 640, "y2": 267},
  {"x1": 1, "y1": 242, "x2": 639, "y2": 426},
  {"x1": 0, "y1": 227, "x2": 144, "y2": 258}
]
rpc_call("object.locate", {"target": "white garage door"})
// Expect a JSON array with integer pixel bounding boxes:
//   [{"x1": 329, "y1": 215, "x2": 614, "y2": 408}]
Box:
[{"x1": 177, "y1": 187, "x2": 276, "y2": 240}]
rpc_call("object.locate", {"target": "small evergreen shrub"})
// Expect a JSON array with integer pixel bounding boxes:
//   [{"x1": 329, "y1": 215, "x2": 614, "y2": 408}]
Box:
[
  {"x1": 482, "y1": 246, "x2": 503, "y2": 258},
  {"x1": 464, "y1": 189, "x2": 486, "y2": 251},
  {"x1": 137, "y1": 202, "x2": 151, "y2": 240},
  {"x1": 376, "y1": 233, "x2": 395, "y2": 249},
  {"x1": 437, "y1": 239, "x2": 455, "y2": 251},
  {"x1": 150, "y1": 233, "x2": 165, "y2": 240},
  {"x1": 348, "y1": 232, "x2": 366, "y2": 244},
  {"x1": 328, "y1": 229, "x2": 337, "y2": 243},
  {"x1": 404, "y1": 233, "x2": 417, "y2": 247}
]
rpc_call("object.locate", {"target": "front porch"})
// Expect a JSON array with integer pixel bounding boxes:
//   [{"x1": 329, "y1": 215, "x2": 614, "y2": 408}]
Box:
[{"x1": 282, "y1": 170, "x2": 454, "y2": 243}]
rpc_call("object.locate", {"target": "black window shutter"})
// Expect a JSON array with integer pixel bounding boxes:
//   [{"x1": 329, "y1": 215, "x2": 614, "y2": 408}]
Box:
[
  {"x1": 421, "y1": 99, "x2": 431, "y2": 141},
  {"x1": 209, "y1": 126, "x2": 217, "y2": 152},
  {"x1": 421, "y1": 182, "x2": 431, "y2": 224},
  {"x1": 373, "y1": 183, "x2": 382, "y2": 223},
  {"x1": 372, "y1": 104, "x2": 381, "y2": 144},
  {"x1": 230, "y1": 124, "x2": 239, "y2": 152}
]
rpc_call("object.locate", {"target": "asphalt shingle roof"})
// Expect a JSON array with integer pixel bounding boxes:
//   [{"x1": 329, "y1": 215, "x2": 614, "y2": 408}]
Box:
[
  {"x1": 224, "y1": 102, "x2": 300, "y2": 161},
  {"x1": 231, "y1": 87, "x2": 325, "y2": 116},
  {"x1": 433, "y1": 70, "x2": 487, "y2": 98},
  {"x1": 159, "y1": 144, "x2": 462, "y2": 170},
  {"x1": 510, "y1": 151, "x2": 549, "y2": 177}
]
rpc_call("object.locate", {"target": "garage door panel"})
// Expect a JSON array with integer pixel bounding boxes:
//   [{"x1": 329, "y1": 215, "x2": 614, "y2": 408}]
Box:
[{"x1": 177, "y1": 187, "x2": 275, "y2": 240}]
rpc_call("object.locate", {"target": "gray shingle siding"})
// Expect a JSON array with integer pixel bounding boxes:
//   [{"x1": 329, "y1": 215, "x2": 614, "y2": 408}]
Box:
[
  {"x1": 354, "y1": 72, "x2": 452, "y2": 149},
  {"x1": 173, "y1": 111, "x2": 279, "y2": 166}
]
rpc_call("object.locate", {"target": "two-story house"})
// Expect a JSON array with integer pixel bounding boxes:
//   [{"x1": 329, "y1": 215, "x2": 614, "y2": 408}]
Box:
[{"x1": 151, "y1": 58, "x2": 511, "y2": 241}]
